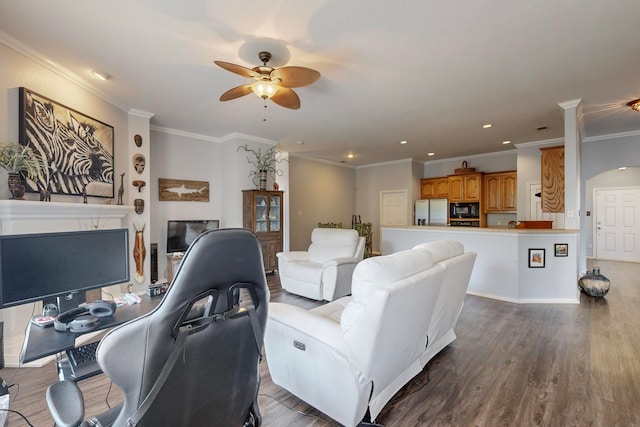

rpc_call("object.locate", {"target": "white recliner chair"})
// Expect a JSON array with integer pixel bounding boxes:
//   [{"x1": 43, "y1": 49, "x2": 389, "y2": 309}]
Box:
[
  {"x1": 265, "y1": 240, "x2": 476, "y2": 427},
  {"x1": 276, "y1": 228, "x2": 365, "y2": 301}
]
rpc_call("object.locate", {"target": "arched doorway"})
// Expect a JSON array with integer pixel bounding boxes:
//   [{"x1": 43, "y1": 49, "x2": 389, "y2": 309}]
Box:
[{"x1": 586, "y1": 167, "x2": 640, "y2": 262}]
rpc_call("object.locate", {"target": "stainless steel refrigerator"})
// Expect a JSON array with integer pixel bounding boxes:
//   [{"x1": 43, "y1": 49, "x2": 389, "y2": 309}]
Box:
[{"x1": 415, "y1": 199, "x2": 448, "y2": 225}]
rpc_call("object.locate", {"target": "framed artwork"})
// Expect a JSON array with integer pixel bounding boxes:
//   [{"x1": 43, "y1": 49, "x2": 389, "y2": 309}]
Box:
[
  {"x1": 528, "y1": 248, "x2": 545, "y2": 268},
  {"x1": 158, "y1": 178, "x2": 210, "y2": 202},
  {"x1": 555, "y1": 243, "x2": 568, "y2": 257},
  {"x1": 18, "y1": 87, "x2": 114, "y2": 198}
]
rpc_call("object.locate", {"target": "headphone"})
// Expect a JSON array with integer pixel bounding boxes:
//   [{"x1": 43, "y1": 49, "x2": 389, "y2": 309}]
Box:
[{"x1": 54, "y1": 300, "x2": 117, "y2": 333}]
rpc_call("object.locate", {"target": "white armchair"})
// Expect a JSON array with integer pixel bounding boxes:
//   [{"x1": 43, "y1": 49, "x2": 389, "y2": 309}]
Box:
[{"x1": 276, "y1": 228, "x2": 365, "y2": 301}]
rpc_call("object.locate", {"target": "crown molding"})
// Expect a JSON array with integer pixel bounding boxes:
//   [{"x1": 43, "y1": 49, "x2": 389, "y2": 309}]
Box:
[{"x1": 0, "y1": 30, "x2": 130, "y2": 113}]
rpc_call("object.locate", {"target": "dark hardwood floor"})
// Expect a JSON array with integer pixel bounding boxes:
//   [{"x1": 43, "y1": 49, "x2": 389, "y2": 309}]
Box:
[{"x1": 2, "y1": 259, "x2": 639, "y2": 426}]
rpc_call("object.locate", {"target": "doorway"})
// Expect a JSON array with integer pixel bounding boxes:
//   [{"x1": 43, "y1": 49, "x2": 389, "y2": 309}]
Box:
[
  {"x1": 594, "y1": 188, "x2": 640, "y2": 262},
  {"x1": 526, "y1": 181, "x2": 565, "y2": 228}
]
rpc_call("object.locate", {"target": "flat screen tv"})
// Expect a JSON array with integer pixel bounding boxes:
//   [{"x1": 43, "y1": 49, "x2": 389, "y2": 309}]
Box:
[
  {"x1": 167, "y1": 220, "x2": 220, "y2": 254},
  {"x1": 0, "y1": 228, "x2": 130, "y2": 308}
]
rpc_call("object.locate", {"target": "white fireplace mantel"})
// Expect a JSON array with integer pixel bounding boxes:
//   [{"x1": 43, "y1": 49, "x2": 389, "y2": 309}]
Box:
[
  {"x1": 0, "y1": 200, "x2": 134, "y2": 367},
  {"x1": 0, "y1": 200, "x2": 133, "y2": 234}
]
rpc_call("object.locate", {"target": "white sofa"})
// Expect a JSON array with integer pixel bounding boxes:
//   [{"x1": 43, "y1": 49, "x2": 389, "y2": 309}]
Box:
[
  {"x1": 265, "y1": 240, "x2": 476, "y2": 427},
  {"x1": 276, "y1": 228, "x2": 365, "y2": 301}
]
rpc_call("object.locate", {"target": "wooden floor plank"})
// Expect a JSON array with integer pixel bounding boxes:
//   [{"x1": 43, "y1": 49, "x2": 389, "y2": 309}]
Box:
[{"x1": 1, "y1": 260, "x2": 639, "y2": 426}]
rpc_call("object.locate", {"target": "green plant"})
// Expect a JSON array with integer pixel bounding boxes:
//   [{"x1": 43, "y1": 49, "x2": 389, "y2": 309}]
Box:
[
  {"x1": 0, "y1": 143, "x2": 42, "y2": 179},
  {"x1": 236, "y1": 144, "x2": 287, "y2": 183}
]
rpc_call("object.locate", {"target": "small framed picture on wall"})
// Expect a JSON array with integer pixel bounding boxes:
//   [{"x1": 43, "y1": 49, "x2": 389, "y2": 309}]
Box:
[
  {"x1": 528, "y1": 248, "x2": 545, "y2": 268},
  {"x1": 554, "y1": 243, "x2": 568, "y2": 257}
]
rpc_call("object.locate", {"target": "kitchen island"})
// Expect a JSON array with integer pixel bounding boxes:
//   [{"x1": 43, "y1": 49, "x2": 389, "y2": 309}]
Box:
[{"x1": 381, "y1": 226, "x2": 580, "y2": 303}]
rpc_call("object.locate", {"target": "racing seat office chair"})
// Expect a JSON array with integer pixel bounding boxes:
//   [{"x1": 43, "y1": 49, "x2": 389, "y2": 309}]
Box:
[{"x1": 46, "y1": 228, "x2": 269, "y2": 427}]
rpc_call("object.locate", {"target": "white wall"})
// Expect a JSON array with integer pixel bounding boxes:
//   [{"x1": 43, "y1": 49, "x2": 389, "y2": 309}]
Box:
[
  {"x1": 382, "y1": 227, "x2": 579, "y2": 303},
  {"x1": 423, "y1": 150, "x2": 517, "y2": 178},
  {"x1": 149, "y1": 130, "x2": 280, "y2": 280},
  {"x1": 355, "y1": 159, "x2": 414, "y2": 253},
  {"x1": 288, "y1": 156, "x2": 355, "y2": 251}
]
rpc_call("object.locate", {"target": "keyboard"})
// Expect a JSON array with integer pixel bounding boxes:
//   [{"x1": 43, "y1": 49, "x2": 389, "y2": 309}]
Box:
[{"x1": 65, "y1": 341, "x2": 102, "y2": 380}]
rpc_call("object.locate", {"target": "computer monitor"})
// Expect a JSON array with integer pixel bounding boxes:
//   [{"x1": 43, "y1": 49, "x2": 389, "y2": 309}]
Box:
[
  {"x1": 0, "y1": 228, "x2": 130, "y2": 309},
  {"x1": 166, "y1": 220, "x2": 219, "y2": 254}
]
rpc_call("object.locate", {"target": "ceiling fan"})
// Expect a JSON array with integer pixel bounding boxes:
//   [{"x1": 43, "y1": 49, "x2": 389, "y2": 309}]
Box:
[{"x1": 214, "y1": 51, "x2": 320, "y2": 110}]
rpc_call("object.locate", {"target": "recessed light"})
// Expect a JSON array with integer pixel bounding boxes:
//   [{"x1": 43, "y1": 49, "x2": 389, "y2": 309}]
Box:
[
  {"x1": 400, "y1": 140, "x2": 408, "y2": 145},
  {"x1": 619, "y1": 167, "x2": 627, "y2": 171},
  {"x1": 482, "y1": 124, "x2": 493, "y2": 129},
  {"x1": 427, "y1": 152, "x2": 435, "y2": 156},
  {"x1": 347, "y1": 153, "x2": 354, "y2": 159},
  {"x1": 502, "y1": 140, "x2": 511, "y2": 145},
  {"x1": 91, "y1": 70, "x2": 112, "y2": 81},
  {"x1": 296, "y1": 140, "x2": 304, "y2": 145}
]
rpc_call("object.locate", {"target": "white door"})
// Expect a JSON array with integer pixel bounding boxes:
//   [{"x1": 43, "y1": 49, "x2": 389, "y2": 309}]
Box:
[
  {"x1": 380, "y1": 190, "x2": 408, "y2": 226},
  {"x1": 595, "y1": 188, "x2": 640, "y2": 262}
]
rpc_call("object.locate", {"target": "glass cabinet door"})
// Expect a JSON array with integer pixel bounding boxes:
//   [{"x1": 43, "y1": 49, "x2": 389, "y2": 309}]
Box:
[
  {"x1": 269, "y1": 194, "x2": 281, "y2": 232},
  {"x1": 255, "y1": 195, "x2": 268, "y2": 232}
]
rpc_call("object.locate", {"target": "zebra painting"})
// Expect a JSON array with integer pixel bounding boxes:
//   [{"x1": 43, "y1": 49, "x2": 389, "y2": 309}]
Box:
[{"x1": 18, "y1": 87, "x2": 114, "y2": 198}]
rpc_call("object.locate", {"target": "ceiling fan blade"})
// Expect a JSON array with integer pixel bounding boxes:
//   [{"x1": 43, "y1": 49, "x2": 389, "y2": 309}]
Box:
[
  {"x1": 220, "y1": 84, "x2": 253, "y2": 101},
  {"x1": 271, "y1": 66, "x2": 321, "y2": 88},
  {"x1": 214, "y1": 61, "x2": 261, "y2": 79},
  {"x1": 270, "y1": 87, "x2": 301, "y2": 109}
]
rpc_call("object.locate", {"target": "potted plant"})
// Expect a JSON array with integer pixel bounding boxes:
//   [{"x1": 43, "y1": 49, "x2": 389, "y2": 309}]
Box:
[
  {"x1": 237, "y1": 144, "x2": 287, "y2": 190},
  {"x1": 0, "y1": 143, "x2": 42, "y2": 199}
]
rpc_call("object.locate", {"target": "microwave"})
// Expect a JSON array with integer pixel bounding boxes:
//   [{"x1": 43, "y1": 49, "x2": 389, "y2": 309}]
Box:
[{"x1": 450, "y1": 202, "x2": 480, "y2": 219}]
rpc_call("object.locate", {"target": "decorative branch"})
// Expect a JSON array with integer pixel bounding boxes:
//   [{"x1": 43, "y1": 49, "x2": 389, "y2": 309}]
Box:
[{"x1": 236, "y1": 144, "x2": 288, "y2": 186}]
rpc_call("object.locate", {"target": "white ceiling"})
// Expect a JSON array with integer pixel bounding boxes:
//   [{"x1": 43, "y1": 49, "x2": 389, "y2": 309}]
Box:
[{"x1": 1, "y1": 0, "x2": 639, "y2": 166}]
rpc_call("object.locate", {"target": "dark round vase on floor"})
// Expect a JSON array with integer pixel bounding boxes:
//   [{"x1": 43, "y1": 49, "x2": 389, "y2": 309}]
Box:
[{"x1": 578, "y1": 267, "x2": 610, "y2": 297}]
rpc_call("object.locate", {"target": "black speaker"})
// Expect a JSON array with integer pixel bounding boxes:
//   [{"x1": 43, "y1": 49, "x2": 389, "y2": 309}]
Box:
[{"x1": 150, "y1": 243, "x2": 158, "y2": 283}]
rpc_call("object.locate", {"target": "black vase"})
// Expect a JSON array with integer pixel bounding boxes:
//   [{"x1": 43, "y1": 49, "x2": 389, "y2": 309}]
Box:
[{"x1": 578, "y1": 267, "x2": 610, "y2": 297}]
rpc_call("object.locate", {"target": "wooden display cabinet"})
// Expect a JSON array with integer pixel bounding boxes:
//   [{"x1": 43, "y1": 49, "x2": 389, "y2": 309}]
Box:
[
  {"x1": 242, "y1": 190, "x2": 284, "y2": 272},
  {"x1": 484, "y1": 171, "x2": 517, "y2": 213}
]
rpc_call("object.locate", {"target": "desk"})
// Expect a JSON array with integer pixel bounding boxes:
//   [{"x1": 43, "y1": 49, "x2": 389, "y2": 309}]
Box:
[{"x1": 20, "y1": 295, "x2": 162, "y2": 365}]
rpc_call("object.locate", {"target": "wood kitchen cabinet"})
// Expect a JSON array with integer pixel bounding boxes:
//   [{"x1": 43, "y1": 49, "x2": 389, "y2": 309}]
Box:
[
  {"x1": 448, "y1": 173, "x2": 483, "y2": 202},
  {"x1": 540, "y1": 146, "x2": 564, "y2": 213},
  {"x1": 242, "y1": 190, "x2": 284, "y2": 272},
  {"x1": 420, "y1": 177, "x2": 449, "y2": 199},
  {"x1": 484, "y1": 171, "x2": 517, "y2": 212}
]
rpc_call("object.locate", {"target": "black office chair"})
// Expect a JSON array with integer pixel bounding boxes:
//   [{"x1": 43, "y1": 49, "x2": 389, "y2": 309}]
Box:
[{"x1": 46, "y1": 228, "x2": 269, "y2": 427}]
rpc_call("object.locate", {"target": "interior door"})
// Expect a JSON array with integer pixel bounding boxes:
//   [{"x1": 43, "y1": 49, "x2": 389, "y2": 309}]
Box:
[
  {"x1": 380, "y1": 190, "x2": 408, "y2": 226},
  {"x1": 527, "y1": 182, "x2": 565, "y2": 228},
  {"x1": 595, "y1": 188, "x2": 640, "y2": 262}
]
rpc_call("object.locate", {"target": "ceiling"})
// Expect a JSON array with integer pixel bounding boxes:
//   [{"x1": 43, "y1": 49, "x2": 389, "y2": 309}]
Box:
[{"x1": 1, "y1": 0, "x2": 639, "y2": 166}]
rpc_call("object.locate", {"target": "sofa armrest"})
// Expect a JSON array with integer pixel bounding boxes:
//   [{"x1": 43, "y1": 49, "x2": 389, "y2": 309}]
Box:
[
  {"x1": 276, "y1": 251, "x2": 310, "y2": 263},
  {"x1": 267, "y1": 302, "x2": 351, "y2": 353},
  {"x1": 265, "y1": 302, "x2": 372, "y2": 426}
]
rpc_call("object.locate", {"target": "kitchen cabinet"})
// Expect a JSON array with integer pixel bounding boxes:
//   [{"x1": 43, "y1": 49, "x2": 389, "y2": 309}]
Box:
[
  {"x1": 242, "y1": 190, "x2": 284, "y2": 272},
  {"x1": 448, "y1": 173, "x2": 482, "y2": 202},
  {"x1": 420, "y1": 177, "x2": 449, "y2": 199},
  {"x1": 484, "y1": 171, "x2": 517, "y2": 212},
  {"x1": 540, "y1": 146, "x2": 564, "y2": 213}
]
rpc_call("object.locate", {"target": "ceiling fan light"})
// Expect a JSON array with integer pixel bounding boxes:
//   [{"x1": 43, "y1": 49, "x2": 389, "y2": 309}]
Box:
[
  {"x1": 627, "y1": 98, "x2": 640, "y2": 112},
  {"x1": 251, "y1": 81, "x2": 278, "y2": 99}
]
